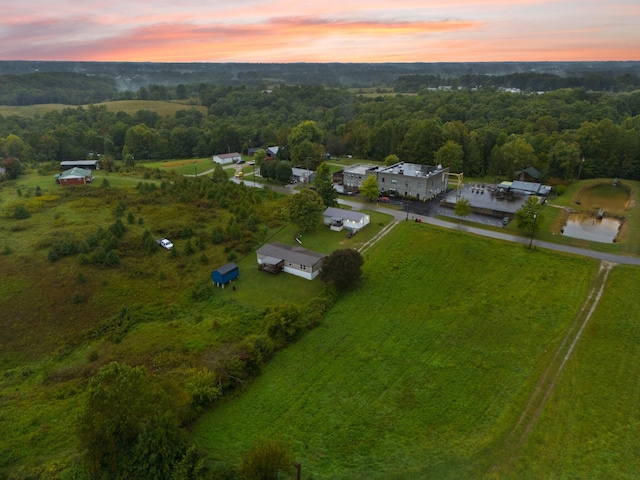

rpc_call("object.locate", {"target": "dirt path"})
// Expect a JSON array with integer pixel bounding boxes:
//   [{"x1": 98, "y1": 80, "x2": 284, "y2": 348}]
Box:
[
  {"x1": 492, "y1": 260, "x2": 615, "y2": 472},
  {"x1": 358, "y1": 220, "x2": 399, "y2": 255}
]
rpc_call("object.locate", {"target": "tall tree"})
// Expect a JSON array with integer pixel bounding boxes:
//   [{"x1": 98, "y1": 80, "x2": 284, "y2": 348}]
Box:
[
  {"x1": 435, "y1": 140, "x2": 464, "y2": 172},
  {"x1": 454, "y1": 198, "x2": 472, "y2": 222},
  {"x1": 287, "y1": 120, "x2": 324, "y2": 168},
  {"x1": 287, "y1": 189, "x2": 325, "y2": 231},
  {"x1": 313, "y1": 162, "x2": 338, "y2": 207},
  {"x1": 360, "y1": 175, "x2": 380, "y2": 202},
  {"x1": 319, "y1": 249, "x2": 364, "y2": 292},
  {"x1": 399, "y1": 119, "x2": 446, "y2": 165},
  {"x1": 515, "y1": 196, "x2": 544, "y2": 236},
  {"x1": 253, "y1": 148, "x2": 267, "y2": 166}
]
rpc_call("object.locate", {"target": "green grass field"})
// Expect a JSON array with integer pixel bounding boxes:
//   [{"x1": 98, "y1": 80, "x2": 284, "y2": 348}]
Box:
[
  {"x1": 2, "y1": 166, "x2": 640, "y2": 478},
  {"x1": 0, "y1": 100, "x2": 206, "y2": 118},
  {"x1": 503, "y1": 265, "x2": 640, "y2": 478},
  {"x1": 193, "y1": 222, "x2": 640, "y2": 479}
]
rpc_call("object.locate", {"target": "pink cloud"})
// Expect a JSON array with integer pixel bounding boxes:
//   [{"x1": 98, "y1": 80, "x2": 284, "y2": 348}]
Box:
[{"x1": 0, "y1": 1, "x2": 638, "y2": 62}]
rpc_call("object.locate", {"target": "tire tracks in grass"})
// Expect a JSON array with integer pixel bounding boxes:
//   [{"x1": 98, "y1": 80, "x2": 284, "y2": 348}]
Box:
[
  {"x1": 359, "y1": 220, "x2": 399, "y2": 255},
  {"x1": 494, "y1": 260, "x2": 615, "y2": 471}
]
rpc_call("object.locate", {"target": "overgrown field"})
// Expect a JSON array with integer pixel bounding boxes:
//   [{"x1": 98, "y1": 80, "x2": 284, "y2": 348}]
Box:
[
  {"x1": 0, "y1": 100, "x2": 206, "y2": 118},
  {"x1": 0, "y1": 168, "x2": 393, "y2": 477},
  {"x1": 0, "y1": 170, "x2": 296, "y2": 476},
  {"x1": 193, "y1": 222, "x2": 640, "y2": 479}
]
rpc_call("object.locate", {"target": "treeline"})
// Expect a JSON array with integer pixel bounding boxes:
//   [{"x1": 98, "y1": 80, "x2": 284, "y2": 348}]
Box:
[
  {"x1": 0, "y1": 72, "x2": 119, "y2": 105},
  {"x1": 3, "y1": 66, "x2": 640, "y2": 106},
  {"x1": 2, "y1": 84, "x2": 640, "y2": 181},
  {"x1": 394, "y1": 72, "x2": 640, "y2": 93}
]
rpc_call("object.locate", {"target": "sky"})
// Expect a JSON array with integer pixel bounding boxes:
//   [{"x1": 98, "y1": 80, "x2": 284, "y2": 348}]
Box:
[{"x1": 1, "y1": 0, "x2": 638, "y2": 63}]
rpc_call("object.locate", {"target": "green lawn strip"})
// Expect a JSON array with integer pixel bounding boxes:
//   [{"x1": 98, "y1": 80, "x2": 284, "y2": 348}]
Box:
[
  {"x1": 220, "y1": 209, "x2": 394, "y2": 310},
  {"x1": 193, "y1": 222, "x2": 597, "y2": 479},
  {"x1": 139, "y1": 158, "x2": 212, "y2": 176},
  {"x1": 506, "y1": 265, "x2": 640, "y2": 478}
]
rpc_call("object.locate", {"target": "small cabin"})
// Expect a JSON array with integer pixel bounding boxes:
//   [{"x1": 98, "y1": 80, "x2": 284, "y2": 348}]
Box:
[{"x1": 211, "y1": 262, "x2": 239, "y2": 288}]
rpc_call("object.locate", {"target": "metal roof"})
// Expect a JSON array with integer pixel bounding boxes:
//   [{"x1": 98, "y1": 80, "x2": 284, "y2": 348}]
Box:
[
  {"x1": 257, "y1": 242, "x2": 326, "y2": 266},
  {"x1": 323, "y1": 207, "x2": 368, "y2": 223},
  {"x1": 213, "y1": 262, "x2": 238, "y2": 275},
  {"x1": 59, "y1": 167, "x2": 92, "y2": 178}
]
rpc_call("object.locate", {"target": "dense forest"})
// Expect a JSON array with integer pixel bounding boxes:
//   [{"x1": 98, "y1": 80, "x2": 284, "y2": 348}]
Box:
[
  {"x1": 2, "y1": 77, "x2": 640, "y2": 182},
  {"x1": 2, "y1": 61, "x2": 640, "y2": 105}
]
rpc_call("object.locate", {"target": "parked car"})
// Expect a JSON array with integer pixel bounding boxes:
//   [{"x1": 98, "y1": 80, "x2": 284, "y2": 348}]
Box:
[
  {"x1": 157, "y1": 238, "x2": 173, "y2": 250},
  {"x1": 377, "y1": 196, "x2": 390, "y2": 203},
  {"x1": 237, "y1": 159, "x2": 246, "y2": 164},
  {"x1": 235, "y1": 171, "x2": 244, "y2": 178}
]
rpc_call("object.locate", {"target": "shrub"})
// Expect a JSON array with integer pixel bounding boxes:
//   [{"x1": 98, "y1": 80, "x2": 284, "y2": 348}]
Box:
[
  {"x1": 185, "y1": 367, "x2": 222, "y2": 408},
  {"x1": 240, "y1": 439, "x2": 293, "y2": 480},
  {"x1": 13, "y1": 204, "x2": 30, "y2": 219},
  {"x1": 265, "y1": 303, "x2": 304, "y2": 344},
  {"x1": 72, "y1": 292, "x2": 86, "y2": 304}
]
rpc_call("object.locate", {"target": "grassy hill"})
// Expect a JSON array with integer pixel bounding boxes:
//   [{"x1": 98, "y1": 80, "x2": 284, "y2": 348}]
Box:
[
  {"x1": 194, "y1": 222, "x2": 640, "y2": 478},
  {"x1": 0, "y1": 100, "x2": 206, "y2": 118},
  {"x1": 2, "y1": 167, "x2": 640, "y2": 478}
]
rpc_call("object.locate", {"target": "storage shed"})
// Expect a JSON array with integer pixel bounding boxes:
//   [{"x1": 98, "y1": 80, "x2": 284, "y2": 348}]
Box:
[{"x1": 211, "y1": 262, "x2": 239, "y2": 288}]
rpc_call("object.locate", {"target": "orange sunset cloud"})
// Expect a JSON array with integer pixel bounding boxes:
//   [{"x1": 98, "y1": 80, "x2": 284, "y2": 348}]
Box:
[{"x1": 0, "y1": 0, "x2": 637, "y2": 62}]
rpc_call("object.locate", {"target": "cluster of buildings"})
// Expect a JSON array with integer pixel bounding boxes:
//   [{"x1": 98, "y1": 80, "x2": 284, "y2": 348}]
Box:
[
  {"x1": 213, "y1": 206, "x2": 371, "y2": 286},
  {"x1": 54, "y1": 160, "x2": 99, "y2": 186},
  {"x1": 334, "y1": 161, "x2": 450, "y2": 201}
]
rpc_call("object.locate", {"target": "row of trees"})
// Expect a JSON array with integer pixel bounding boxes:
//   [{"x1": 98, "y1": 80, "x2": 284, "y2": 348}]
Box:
[{"x1": 2, "y1": 85, "x2": 640, "y2": 182}]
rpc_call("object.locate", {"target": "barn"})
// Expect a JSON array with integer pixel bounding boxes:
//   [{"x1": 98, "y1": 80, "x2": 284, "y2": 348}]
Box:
[
  {"x1": 60, "y1": 160, "x2": 100, "y2": 170},
  {"x1": 55, "y1": 167, "x2": 93, "y2": 186},
  {"x1": 211, "y1": 262, "x2": 239, "y2": 288}
]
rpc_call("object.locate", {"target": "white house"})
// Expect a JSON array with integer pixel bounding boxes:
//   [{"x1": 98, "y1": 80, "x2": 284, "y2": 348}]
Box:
[
  {"x1": 213, "y1": 152, "x2": 242, "y2": 165},
  {"x1": 291, "y1": 167, "x2": 314, "y2": 184},
  {"x1": 256, "y1": 242, "x2": 326, "y2": 280},
  {"x1": 323, "y1": 207, "x2": 370, "y2": 232}
]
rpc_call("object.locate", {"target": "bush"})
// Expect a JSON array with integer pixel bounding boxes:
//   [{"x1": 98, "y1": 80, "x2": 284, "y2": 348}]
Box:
[
  {"x1": 555, "y1": 184, "x2": 566, "y2": 196},
  {"x1": 185, "y1": 367, "x2": 222, "y2": 408},
  {"x1": 240, "y1": 439, "x2": 293, "y2": 480},
  {"x1": 265, "y1": 303, "x2": 304, "y2": 344},
  {"x1": 13, "y1": 204, "x2": 30, "y2": 219}
]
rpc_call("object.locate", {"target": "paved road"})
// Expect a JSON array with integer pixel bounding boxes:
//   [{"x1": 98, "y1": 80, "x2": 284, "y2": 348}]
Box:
[
  {"x1": 337, "y1": 198, "x2": 640, "y2": 267},
  {"x1": 215, "y1": 174, "x2": 640, "y2": 267}
]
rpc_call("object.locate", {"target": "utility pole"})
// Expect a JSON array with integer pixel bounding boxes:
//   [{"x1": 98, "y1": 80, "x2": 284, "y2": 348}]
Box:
[
  {"x1": 193, "y1": 161, "x2": 197, "y2": 177},
  {"x1": 529, "y1": 213, "x2": 537, "y2": 248},
  {"x1": 577, "y1": 157, "x2": 585, "y2": 181}
]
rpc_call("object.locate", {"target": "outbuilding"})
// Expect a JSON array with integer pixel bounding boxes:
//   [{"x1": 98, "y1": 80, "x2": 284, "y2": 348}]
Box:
[
  {"x1": 60, "y1": 160, "x2": 100, "y2": 170},
  {"x1": 213, "y1": 152, "x2": 242, "y2": 165},
  {"x1": 55, "y1": 167, "x2": 93, "y2": 186},
  {"x1": 211, "y1": 262, "x2": 239, "y2": 288}
]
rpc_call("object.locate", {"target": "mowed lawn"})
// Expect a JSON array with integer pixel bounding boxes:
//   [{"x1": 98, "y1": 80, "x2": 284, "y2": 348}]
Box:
[
  {"x1": 509, "y1": 265, "x2": 640, "y2": 479},
  {"x1": 194, "y1": 222, "x2": 606, "y2": 479}
]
